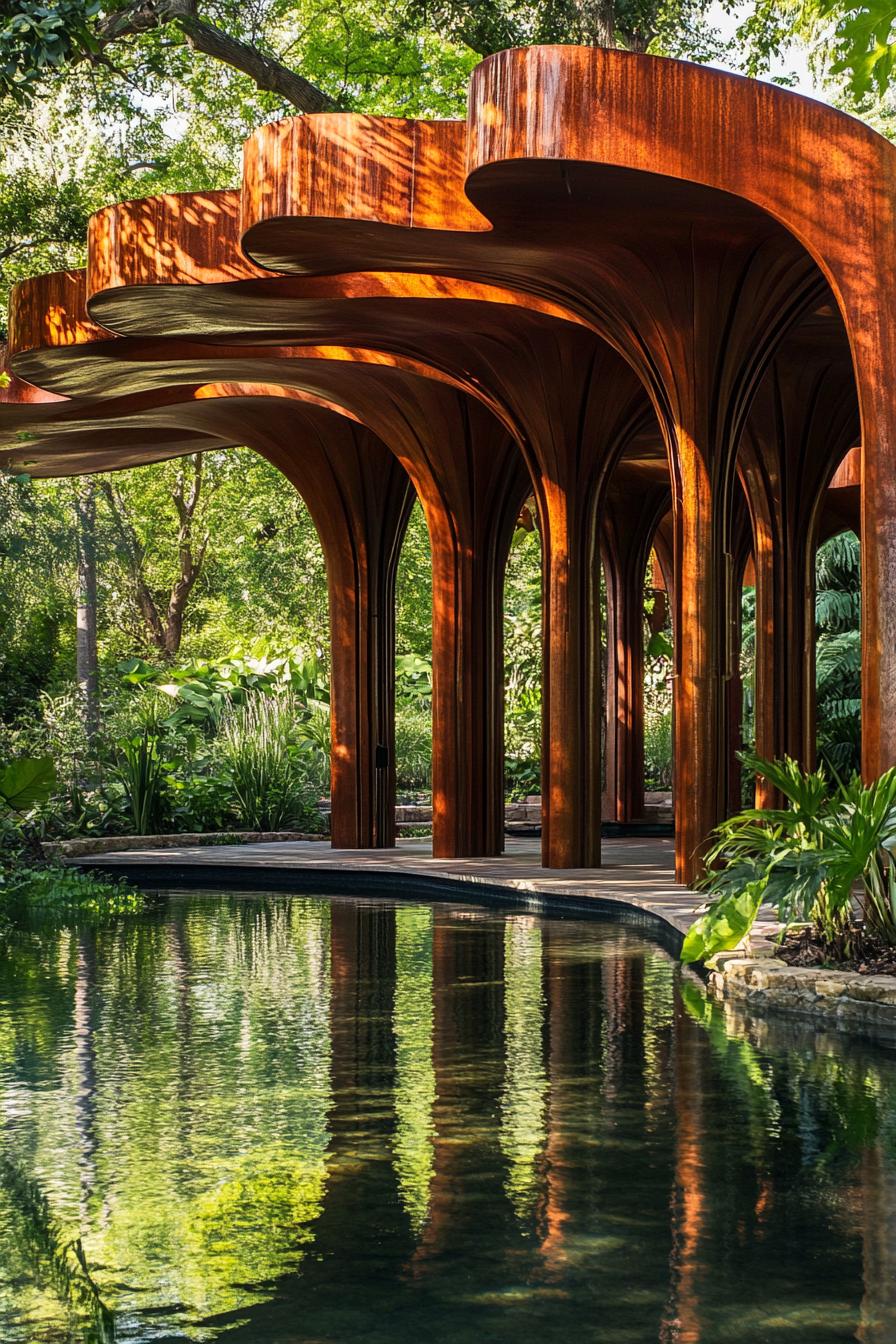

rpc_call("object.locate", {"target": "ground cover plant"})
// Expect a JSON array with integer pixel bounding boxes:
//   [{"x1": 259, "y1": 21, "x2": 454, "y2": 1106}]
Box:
[
  {"x1": 682, "y1": 753, "x2": 896, "y2": 965},
  {"x1": 0, "y1": 754, "x2": 143, "y2": 935}
]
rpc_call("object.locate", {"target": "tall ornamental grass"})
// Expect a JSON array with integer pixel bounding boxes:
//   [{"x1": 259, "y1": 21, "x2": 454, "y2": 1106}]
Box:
[{"x1": 217, "y1": 692, "x2": 315, "y2": 831}]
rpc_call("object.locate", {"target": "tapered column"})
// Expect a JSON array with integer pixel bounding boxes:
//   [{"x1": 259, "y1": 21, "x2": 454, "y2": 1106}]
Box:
[
  {"x1": 298, "y1": 380, "x2": 530, "y2": 860},
  {"x1": 672, "y1": 439, "x2": 729, "y2": 884},
  {"x1": 325, "y1": 464, "x2": 414, "y2": 848},
  {"x1": 426, "y1": 429, "x2": 529, "y2": 858},
  {"x1": 739, "y1": 350, "x2": 858, "y2": 803},
  {"x1": 538, "y1": 481, "x2": 603, "y2": 867},
  {"x1": 237, "y1": 404, "x2": 415, "y2": 849},
  {"x1": 485, "y1": 331, "x2": 655, "y2": 869},
  {"x1": 428, "y1": 516, "x2": 505, "y2": 856},
  {"x1": 356, "y1": 382, "x2": 529, "y2": 858}
]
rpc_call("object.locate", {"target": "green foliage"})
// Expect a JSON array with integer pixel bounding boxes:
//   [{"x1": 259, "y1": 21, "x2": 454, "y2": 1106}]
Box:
[
  {"x1": 682, "y1": 753, "x2": 896, "y2": 963},
  {"x1": 504, "y1": 518, "x2": 542, "y2": 799},
  {"x1": 395, "y1": 653, "x2": 432, "y2": 709},
  {"x1": 0, "y1": 0, "x2": 101, "y2": 106},
  {"x1": 0, "y1": 862, "x2": 144, "y2": 930},
  {"x1": 113, "y1": 730, "x2": 166, "y2": 835},
  {"x1": 680, "y1": 881, "x2": 765, "y2": 964},
  {"x1": 0, "y1": 751, "x2": 143, "y2": 936},
  {"x1": 0, "y1": 755, "x2": 55, "y2": 813},
  {"x1": 394, "y1": 707, "x2": 432, "y2": 794},
  {"x1": 792, "y1": 0, "x2": 896, "y2": 100},
  {"x1": 119, "y1": 642, "x2": 328, "y2": 732},
  {"x1": 643, "y1": 709, "x2": 673, "y2": 791},
  {"x1": 816, "y1": 532, "x2": 861, "y2": 776},
  {"x1": 217, "y1": 692, "x2": 321, "y2": 831}
]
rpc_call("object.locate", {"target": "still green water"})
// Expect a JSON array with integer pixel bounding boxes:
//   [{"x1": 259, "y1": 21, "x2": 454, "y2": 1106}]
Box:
[{"x1": 0, "y1": 890, "x2": 895, "y2": 1343}]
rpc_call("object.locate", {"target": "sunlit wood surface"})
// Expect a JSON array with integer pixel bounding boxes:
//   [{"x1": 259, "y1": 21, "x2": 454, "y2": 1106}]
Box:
[{"x1": 0, "y1": 45, "x2": 883, "y2": 882}]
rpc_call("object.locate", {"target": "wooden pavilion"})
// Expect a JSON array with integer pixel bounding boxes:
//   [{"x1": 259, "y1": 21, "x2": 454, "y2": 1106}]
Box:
[{"x1": 0, "y1": 46, "x2": 880, "y2": 883}]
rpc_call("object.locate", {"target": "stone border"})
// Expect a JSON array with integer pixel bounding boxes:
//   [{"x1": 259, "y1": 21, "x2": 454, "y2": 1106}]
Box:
[
  {"x1": 63, "y1": 837, "x2": 896, "y2": 1041},
  {"x1": 706, "y1": 949, "x2": 896, "y2": 1039},
  {"x1": 43, "y1": 831, "x2": 323, "y2": 858},
  {"x1": 68, "y1": 853, "x2": 688, "y2": 960}
]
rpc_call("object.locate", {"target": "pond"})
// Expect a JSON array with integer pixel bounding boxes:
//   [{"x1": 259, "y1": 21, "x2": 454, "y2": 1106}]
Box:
[{"x1": 0, "y1": 889, "x2": 895, "y2": 1343}]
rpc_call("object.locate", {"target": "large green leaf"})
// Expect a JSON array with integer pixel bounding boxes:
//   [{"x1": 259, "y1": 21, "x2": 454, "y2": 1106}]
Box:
[
  {"x1": 0, "y1": 756, "x2": 56, "y2": 812},
  {"x1": 680, "y1": 881, "x2": 764, "y2": 964}
]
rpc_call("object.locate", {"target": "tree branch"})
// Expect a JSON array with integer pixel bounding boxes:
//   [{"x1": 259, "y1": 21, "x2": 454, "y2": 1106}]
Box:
[
  {"x1": 98, "y1": 478, "x2": 167, "y2": 652},
  {"x1": 93, "y1": 0, "x2": 335, "y2": 112}
]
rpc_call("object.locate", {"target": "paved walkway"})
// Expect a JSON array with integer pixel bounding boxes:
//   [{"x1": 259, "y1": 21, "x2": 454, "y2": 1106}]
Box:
[{"x1": 81, "y1": 834, "x2": 708, "y2": 940}]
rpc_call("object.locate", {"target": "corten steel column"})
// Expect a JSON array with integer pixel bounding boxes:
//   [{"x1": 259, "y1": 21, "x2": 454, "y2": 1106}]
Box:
[
  {"x1": 335, "y1": 381, "x2": 531, "y2": 859},
  {"x1": 601, "y1": 479, "x2": 671, "y2": 824},
  {"x1": 738, "y1": 350, "x2": 859, "y2": 804},
  {"x1": 425, "y1": 423, "x2": 530, "y2": 858},
  {"x1": 646, "y1": 239, "x2": 828, "y2": 882},
  {"x1": 217, "y1": 402, "x2": 415, "y2": 849},
  {"x1": 468, "y1": 331, "x2": 655, "y2": 869}
]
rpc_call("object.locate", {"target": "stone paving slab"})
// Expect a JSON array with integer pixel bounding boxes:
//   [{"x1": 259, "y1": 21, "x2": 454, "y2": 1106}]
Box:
[
  {"x1": 79, "y1": 834, "x2": 709, "y2": 938},
  {"x1": 77, "y1": 834, "x2": 896, "y2": 1040}
]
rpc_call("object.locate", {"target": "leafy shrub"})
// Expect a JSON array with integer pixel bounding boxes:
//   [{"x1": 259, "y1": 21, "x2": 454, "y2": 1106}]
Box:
[
  {"x1": 0, "y1": 863, "x2": 144, "y2": 933},
  {"x1": 643, "y1": 710, "x2": 673, "y2": 791},
  {"x1": 216, "y1": 692, "x2": 321, "y2": 831},
  {"x1": 117, "y1": 641, "x2": 328, "y2": 733},
  {"x1": 394, "y1": 707, "x2": 432, "y2": 795},
  {"x1": 815, "y1": 532, "x2": 861, "y2": 776},
  {"x1": 113, "y1": 730, "x2": 167, "y2": 835},
  {"x1": 682, "y1": 754, "x2": 896, "y2": 964},
  {"x1": 395, "y1": 653, "x2": 432, "y2": 709},
  {"x1": 505, "y1": 753, "x2": 540, "y2": 801},
  {"x1": 0, "y1": 752, "x2": 143, "y2": 935}
]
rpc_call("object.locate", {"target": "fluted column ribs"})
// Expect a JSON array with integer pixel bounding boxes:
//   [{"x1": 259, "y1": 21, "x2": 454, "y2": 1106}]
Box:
[{"x1": 739, "y1": 353, "x2": 859, "y2": 802}]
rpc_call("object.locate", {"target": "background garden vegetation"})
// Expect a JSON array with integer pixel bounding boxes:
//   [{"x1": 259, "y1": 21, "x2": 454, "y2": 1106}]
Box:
[{"x1": 0, "y1": 0, "x2": 869, "y2": 842}]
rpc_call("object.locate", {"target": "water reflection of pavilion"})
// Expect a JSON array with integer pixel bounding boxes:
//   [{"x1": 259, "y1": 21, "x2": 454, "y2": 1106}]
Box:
[{"x1": 1, "y1": 895, "x2": 895, "y2": 1340}]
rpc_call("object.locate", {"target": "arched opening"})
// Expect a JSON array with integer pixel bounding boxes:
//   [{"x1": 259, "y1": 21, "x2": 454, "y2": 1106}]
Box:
[
  {"x1": 815, "y1": 529, "x2": 861, "y2": 777},
  {"x1": 503, "y1": 497, "x2": 543, "y2": 836},
  {"x1": 394, "y1": 499, "x2": 434, "y2": 839}
]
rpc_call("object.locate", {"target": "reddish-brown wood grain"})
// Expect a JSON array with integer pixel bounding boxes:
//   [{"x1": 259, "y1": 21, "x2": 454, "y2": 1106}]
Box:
[{"x1": 2, "y1": 44, "x2": 891, "y2": 883}]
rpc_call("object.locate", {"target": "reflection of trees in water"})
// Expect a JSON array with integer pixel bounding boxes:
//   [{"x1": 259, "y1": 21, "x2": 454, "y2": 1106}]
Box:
[
  {"x1": 2, "y1": 904, "x2": 896, "y2": 1341},
  {"x1": 500, "y1": 915, "x2": 547, "y2": 1220},
  {"x1": 680, "y1": 983, "x2": 896, "y2": 1340},
  {"x1": 0, "y1": 896, "x2": 333, "y2": 1334},
  {"x1": 391, "y1": 905, "x2": 436, "y2": 1232}
]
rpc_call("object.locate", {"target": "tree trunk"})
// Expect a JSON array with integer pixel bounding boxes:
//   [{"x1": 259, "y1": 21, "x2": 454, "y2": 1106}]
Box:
[
  {"x1": 574, "y1": 0, "x2": 616, "y2": 46},
  {"x1": 75, "y1": 480, "x2": 100, "y2": 743}
]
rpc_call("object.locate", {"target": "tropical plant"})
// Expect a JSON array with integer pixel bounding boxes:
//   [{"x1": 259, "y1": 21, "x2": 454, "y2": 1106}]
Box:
[
  {"x1": 643, "y1": 709, "x2": 673, "y2": 791},
  {"x1": 0, "y1": 755, "x2": 56, "y2": 813},
  {"x1": 118, "y1": 642, "x2": 328, "y2": 732},
  {"x1": 394, "y1": 707, "x2": 432, "y2": 795},
  {"x1": 395, "y1": 653, "x2": 433, "y2": 709},
  {"x1": 216, "y1": 692, "x2": 319, "y2": 831},
  {"x1": 815, "y1": 533, "x2": 861, "y2": 776},
  {"x1": 681, "y1": 753, "x2": 896, "y2": 963},
  {"x1": 112, "y1": 730, "x2": 167, "y2": 835},
  {"x1": 0, "y1": 753, "x2": 57, "y2": 864},
  {"x1": 505, "y1": 752, "x2": 541, "y2": 802}
]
